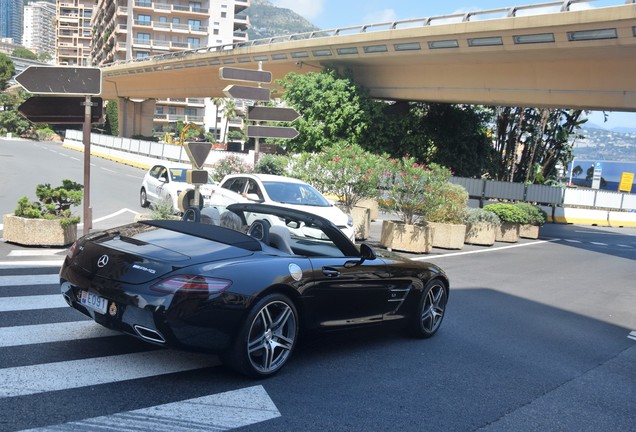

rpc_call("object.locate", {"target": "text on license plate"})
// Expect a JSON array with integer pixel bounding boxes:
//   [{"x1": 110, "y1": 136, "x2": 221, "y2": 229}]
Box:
[{"x1": 80, "y1": 290, "x2": 108, "y2": 314}]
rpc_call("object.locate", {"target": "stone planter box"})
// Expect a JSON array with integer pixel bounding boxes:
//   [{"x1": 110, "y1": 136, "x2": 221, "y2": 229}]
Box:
[
  {"x1": 2, "y1": 214, "x2": 77, "y2": 247},
  {"x1": 351, "y1": 206, "x2": 371, "y2": 241},
  {"x1": 464, "y1": 222, "x2": 497, "y2": 246},
  {"x1": 357, "y1": 198, "x2": 379, "y2": 221},
  {"x1": 380, "y1": 220, "x2": 431, "y2": 253},
  {"x1": 495, "y1": 222, "x2": 520, "y2": 243},
  {"x1": 427, "y1": 222, "x2": 466, "y2": 250},
  {"x1": 519, "y1": 224, "x2": 540, "y2": 239}
]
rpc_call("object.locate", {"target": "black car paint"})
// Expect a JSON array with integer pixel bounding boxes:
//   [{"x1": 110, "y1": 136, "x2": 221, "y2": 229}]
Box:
[{"x1": 60, "y1": 203, "x2": 448, "y2": 358}]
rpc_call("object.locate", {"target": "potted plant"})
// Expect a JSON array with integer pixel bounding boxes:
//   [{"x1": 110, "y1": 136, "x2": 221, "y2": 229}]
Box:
[
  {"x1": 463, "y1": 207, "x2": 501, "y2": 246},
  {"x1": 378, "y1": 157, "x2": 451, "y2": 253},
  {"x1": 426, "y1": 182, "x2": 469, "y2": 250},
  {"x1": 3, "y1": 179, "x2": 83, "y2": 246},
  {"x1": 290, "y1": 141, "x2": 383, "y2": 240},
  {"x1": 482, "y1": 203, "x2": 529, "y2": 243},
  {"x1": 515, "y1": 202, "x2": 547, "y2": 239}
]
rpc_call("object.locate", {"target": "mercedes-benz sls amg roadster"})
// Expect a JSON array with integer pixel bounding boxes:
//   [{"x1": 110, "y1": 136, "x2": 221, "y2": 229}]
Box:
[{"x1": 60, "y1": 203, "x2": 449, "y2": 378}]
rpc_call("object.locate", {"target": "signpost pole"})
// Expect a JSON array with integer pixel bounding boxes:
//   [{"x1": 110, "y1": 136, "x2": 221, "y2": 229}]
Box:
[
  {"x1": 83, "y1": 95, "x2": 92, "y2": 235},
  {"x1": 255, "y1": 61, "x2": 263, "y2": 163}
]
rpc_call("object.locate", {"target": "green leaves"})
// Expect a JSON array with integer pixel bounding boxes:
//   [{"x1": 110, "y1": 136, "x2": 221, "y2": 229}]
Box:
[{"x1": 14, "y1": 180, "x2": 83, "y2": 224}]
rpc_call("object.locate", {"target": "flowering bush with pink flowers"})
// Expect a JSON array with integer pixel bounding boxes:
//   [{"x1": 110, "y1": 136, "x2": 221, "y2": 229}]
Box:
[{"x1": 379, "y1": 157, "x2": 452, "y2": 225}]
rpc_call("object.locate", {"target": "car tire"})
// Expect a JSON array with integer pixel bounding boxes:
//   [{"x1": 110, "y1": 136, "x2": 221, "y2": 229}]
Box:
[
  {"x1": 223, "y1": 293, "x2": 298, "y2": 378},
  {"x1": 408, "y1": 279, "x2": 448, "y2": 339},
  {"x1": 140, "y1": 188, "x2": 149, "y2": 208}
]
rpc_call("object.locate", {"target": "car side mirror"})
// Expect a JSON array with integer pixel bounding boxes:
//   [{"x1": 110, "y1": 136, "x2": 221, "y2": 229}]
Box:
[
  {"x1": 360, "y1": 243, "x2": 377, "y2": 260},
  {"x1": 245, "y1": 193, "x2": 261, "y2": 202}
]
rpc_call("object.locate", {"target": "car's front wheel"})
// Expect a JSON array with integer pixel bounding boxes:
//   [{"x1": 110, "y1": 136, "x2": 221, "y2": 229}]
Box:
[
  {"x1": 409, "y1": 279, "x2": 448, "y2": 338},
  {"x1": 140, "y1": 187, "x2": 149, "y2": 208},
  {"x1": 224, "y1": 293, "x2": 298, "y2": 378}
]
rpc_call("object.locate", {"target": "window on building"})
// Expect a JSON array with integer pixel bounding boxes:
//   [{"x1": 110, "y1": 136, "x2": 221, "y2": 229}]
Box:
[
  {"x1": 155, "y1": 106, "x2": 164, "y2": 115},
  {"x1": 137, "y1": 14, "x2": 151, "y2": 25},
  {"x1": 168, "y1": 107, "x2": 177, "y2": 115},
  {"x1": 136, "y1": 52, "x2": 150, "y2": 59},
  {"x1": 221, "y1": 12, "x2": 226, "y2": 18},
  {"x1": 159, "y1": 16, "x2": 167, "y2": 23},
  {"x1": 185, "y1": 108, "x2": 197, "y2": 116},
  {"x1": 172, "y1": 17, "x2": 180, "y2": 25},
  {"x1": 188, "y1": 19, "x2": 201, "y2": 30},
  {"x1": 189, "y1": 2, "x2": 202, "y2": 11},
  {"x1": 213, "y1": 29, "x2": 219, "y2": 35},
  {"x1": 188, "y1": 37, "x2": 200, "y2": 48},
  {"x1": 137, "y1": 33, "x2": 151, "y2": 43}
]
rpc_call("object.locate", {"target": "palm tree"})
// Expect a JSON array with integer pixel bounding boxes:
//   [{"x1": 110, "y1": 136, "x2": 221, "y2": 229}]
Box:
[
  {"x1": 222, "y1": 99, "x2": 238, "y2": 144},
  {"x1": 211, "y1": 97, "x2": 223, "y2": 142}
]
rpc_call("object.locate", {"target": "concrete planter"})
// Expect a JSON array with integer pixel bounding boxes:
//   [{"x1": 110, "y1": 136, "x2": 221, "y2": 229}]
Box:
[
  {"x1": 427, "y1": 222, "x2": 466, "y2": 250},
  {"x1": 464, "y1": 222, "x2": 497, "y2": 246},
  {"x1": 519, "y1": 224, "x2": 540, "y2": 239},
  {"x1": 495, "y1": 222, "x2": 520, "y2": 243},
  {"x1": 351, "y1": 206, "x2": 371, "y2": 241},
  {"x1": 2, "y1": 214, "x2": 77, "y2": 247},
  {"x1": 357, "y1": 198, "x2": 379, "y2": 221},
  {"x1": 380, "y1": 220, "x2": 432, "y2": 254}
]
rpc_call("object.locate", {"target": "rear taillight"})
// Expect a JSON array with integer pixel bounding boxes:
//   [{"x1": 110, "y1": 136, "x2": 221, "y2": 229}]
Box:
[
  {"x1": 150, "y1": 275, "x2": 232, "y2": 294},
  {"x1": 66, "y1": 241, "x2": 78, "y2": 260}
]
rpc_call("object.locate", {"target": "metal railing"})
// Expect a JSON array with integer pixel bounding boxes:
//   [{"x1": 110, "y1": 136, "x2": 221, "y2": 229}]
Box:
[
  {"x1": 65, "y1": 130, "x2": 636, "y2": 212},
  {"x1": 102, "y1": 0, "x2": 634, "y2": 68}
]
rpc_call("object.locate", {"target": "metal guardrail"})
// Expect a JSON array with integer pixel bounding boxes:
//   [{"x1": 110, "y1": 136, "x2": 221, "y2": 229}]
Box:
[
  {"x1": 67, "y1": 130, "x2": 636, "y2": 211},
  {"x1": 101, "y1": 0, "x2": 634, "y2": 68}
]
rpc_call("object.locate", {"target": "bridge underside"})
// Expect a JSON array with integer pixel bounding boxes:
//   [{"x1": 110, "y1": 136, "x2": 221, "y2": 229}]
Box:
[{"x1": 100, "y1": 5, "x2": 636, "y2": 136}]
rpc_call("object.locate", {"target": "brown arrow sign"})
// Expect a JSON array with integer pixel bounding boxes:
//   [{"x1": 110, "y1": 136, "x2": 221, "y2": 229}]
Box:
[
  {"x1": 219, "y1": 67, "x2": 272, "y2": 84},
  {"x1": 247, "y1": 125, "x2": 299, "y2": 140},
  {"x1": 223, "y1": 84, "x2": 270, "y2": 101},
  {"x1": 18, "y1": 96, "x2": 103, "y2": 124},
  {"x1": 15, "y1": 66, "x2": 101, "y2": 95},
  {"x1": 247, "y1": 106, "x2": 300, "y2": 122}
]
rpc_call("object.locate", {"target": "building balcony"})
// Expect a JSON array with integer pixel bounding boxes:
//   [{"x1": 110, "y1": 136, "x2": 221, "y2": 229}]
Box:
[
  {"x1": 234, "y1": 14, "x2": 249, "y2": 31},
  {"x1": 235, "y1": 0, "x2": 249, "y2": 13},
  {"x1": 152, "y1": 2, "x2": 209, "y2": 16},
  {"x1": 153, "y1": 114, "x2": 205, "y2": 124}
]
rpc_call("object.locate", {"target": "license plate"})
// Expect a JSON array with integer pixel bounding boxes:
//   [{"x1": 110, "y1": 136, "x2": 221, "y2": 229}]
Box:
[{"x1": 80, "y1": 290, "x2": 108, "y2": 315}]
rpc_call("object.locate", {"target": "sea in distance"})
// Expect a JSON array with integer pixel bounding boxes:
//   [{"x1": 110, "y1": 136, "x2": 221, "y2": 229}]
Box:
[{"x1": 569, "y1": 160, "x2": 636, "y2": 193}]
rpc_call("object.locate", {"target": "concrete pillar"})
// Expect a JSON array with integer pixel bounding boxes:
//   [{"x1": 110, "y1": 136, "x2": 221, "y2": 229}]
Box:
[{"x1": 117, "y1": 98, "x2": 156, "y2": 138}]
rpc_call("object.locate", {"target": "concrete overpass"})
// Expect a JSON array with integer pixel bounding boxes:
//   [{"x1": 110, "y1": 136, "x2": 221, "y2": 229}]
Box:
[{"x1": 99, "y1": 0, "x2": 636, "y2": 136}]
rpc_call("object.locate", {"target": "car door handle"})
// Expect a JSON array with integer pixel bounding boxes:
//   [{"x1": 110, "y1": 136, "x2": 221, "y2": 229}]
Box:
[{"x1": 322, "y1": 267, "x2": 340, "y2": 278}]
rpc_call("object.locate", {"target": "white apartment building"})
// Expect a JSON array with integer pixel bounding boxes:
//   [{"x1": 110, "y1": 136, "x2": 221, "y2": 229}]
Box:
[
  {"x1": 89, "y1": 0, "x2": 250, "y2": 140},
  {"x1": 23, "y1": 1, "x2": 56, "y2": 61}
]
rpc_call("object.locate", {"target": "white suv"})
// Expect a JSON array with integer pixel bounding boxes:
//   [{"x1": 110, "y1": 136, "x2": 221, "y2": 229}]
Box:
[{"x1": 140, "y1": 164, "x2": 214, "y2": 212}]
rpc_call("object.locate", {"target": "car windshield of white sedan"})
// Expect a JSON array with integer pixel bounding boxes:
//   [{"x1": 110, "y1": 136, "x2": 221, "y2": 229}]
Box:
[
  {"x1": 169, "y1": 168, "x2": 187, "y2": 182},
  {"x1": 263, "y1": 181, "x2": 330, "y2": 207}
]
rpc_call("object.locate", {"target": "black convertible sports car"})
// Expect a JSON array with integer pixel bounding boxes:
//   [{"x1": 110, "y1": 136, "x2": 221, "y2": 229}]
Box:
[{"x1": 60, "y1": 203, "x2": 449, "y2": 377}]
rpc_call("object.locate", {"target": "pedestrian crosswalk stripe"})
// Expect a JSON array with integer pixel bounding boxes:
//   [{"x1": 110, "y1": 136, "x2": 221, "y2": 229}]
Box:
[
  {"x1": 23, "y1": 385, "x2": 281, "y2": 432},
  {"x1": 8, "y1": 249, "x2": 65, "y2": 257},
  {"x1": 0, "y1": 294, "x2": 69, "y2": 312},
  {"x1": 0, "y1": 260, "x2": 64, "y2": 269},
  {"x1": 0, "y1": 350, "x2": 221, "y2": 398},
  {"x1": 0, "y1": 321, "x2": 118, "y2": 348},
  {"x1": 0, "y1": 274, "x2": 59, "y2": 287}
]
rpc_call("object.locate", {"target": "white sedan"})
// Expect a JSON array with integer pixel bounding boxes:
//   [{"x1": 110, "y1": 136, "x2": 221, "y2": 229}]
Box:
[
  {"x1": 139, "y1": 164, "x2": 215, "y2": 212},
  {"x1": 208, "y1": 173, "x2": 355, "y2": 241}
]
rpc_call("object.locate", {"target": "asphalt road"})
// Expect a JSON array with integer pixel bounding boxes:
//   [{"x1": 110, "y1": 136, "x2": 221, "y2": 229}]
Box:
[{"x1": 0, "y1": 138, "x2": 635, "y2": 431}]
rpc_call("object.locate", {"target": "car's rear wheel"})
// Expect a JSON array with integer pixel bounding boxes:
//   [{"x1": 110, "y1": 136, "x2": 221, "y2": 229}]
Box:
[
  {"x1": 224, "y1": 293, "x2": 298, "y2": 378},
  {"x1": 409, "y1": 279, "x2": 447, "y2": 338},
  {"x1": 140, "y1": 188, "x2": 149, "y2": 208}
]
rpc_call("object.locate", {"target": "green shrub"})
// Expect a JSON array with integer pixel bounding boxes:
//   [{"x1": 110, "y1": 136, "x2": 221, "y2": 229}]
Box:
[
  {"x1": 150, "y1": 196, "x2": 176, "y2": 219},
  {"x1": 35, "y1": 127, "x2": 57, "y2": 141},
  {"x1": 514, "y1": 202, "x2": 547, "y2": 226},
  {"x1": 426, "y1": 182, "x2": 469, "y2": 224},
  {"x1": 14, "y1": 179, "x2": 83, "y2": 226},
  {"x1": 483, "y1": 203, "x2": 530, "y2": 224},
  {"x1": 255, "y1": 154, "x2": 289, "y2": 176},
  {"x1": 463, "y1": 207, "x2": 501, "y2": 226}
]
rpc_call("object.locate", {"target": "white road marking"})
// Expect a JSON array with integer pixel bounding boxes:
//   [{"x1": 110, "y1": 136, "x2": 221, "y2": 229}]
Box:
[
  {"x1": 590, "y1": 241, "x2": 608, "y2": 246},
  {"x1": 0, "y1": 321, "x2": 118, "y2": 347},
  {"x1": 21, "y1": 385, "x2": 281, "y2": 432},
  {"x1": 0, "y1": 260, "x2": 63, "y2": 269},
  {"x1": 628, "y1": 331, "x2": 636, "y2": 341},
  {"x1": 564, "y1": 239, "x2": 582, "y2": 243},
  {"x1": 101, "y1": 167, "x2": 117, "y2": 173},
  {"x1": 617, "y1": 244, "x2": 634, "y2": 248},
  {"x1": 0, "y1": 350, "x2": 221, "y2": 398},
  {"x1": 92, "y1": 208, "x2": 139, "y2": 223},
  {"x1": 8, "y1": 249, "x2": 65, "y2": 257},
  {"x1": 0, "y1": 294, "x2": 67, "y2": 312},
  {"x1": 415, "y1": 239, "x2": 560, "y2": 260},
  {"x1": 0, "y1": 274, "x2": 59, "y2": 287}
]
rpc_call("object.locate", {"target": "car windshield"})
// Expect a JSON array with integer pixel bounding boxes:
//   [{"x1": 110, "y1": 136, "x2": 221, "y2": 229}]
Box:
[
  {"x1": 169, "y1": 168, "x2": 187, "y2": 182},
  {"x1": 262, "y1": 181, "x2": 330, "y2": 207}
]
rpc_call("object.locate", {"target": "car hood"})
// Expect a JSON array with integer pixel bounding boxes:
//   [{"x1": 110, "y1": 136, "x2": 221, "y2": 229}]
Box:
[{"x1": 68, "y1": 223, "x2": 253, "y2": 284}]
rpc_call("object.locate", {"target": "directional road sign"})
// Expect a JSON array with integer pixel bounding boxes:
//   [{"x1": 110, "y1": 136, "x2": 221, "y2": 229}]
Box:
[
  {"x1": 247, "y1": 106, "x2": 300, "y2": 122},
  {"x1": 223, "y1": 84, "x2": 270, "y2": 101},
  {"x1": 15, "y1": 66, "x2": 102, "y2": 95},
  {"x1": 18, "y1": 96, "x2": 103, "y2": 124},
  {"x1": 219, "y1": 67, "x2": 272, "y2": 84},
  {"x1": 247, "y1": 125, "x2": 299, "y2": 140}
]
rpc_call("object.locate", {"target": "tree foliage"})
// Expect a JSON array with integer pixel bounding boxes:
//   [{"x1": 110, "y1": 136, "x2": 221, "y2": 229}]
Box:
[
  {"x1": 104, "y1": 100, "x2": 119, "y2": 136},
  {"x1": 277, "y1": 68, "x2": 379, "y2": 153},
  {"x1": 11, "y1": 47, "x2": 37, "y2": 60},
  {"x1": 0, "y1": 53, "x2": 15, "y2": 91}
]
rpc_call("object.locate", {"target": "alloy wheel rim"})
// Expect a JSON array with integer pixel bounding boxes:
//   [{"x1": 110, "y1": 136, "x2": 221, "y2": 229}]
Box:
[
  {"x1": 247, "y1": 300, "x2": 297, "y2": 373},
  {"x1": 421, "y1": 285, "x2": 446, "y2": 333}
]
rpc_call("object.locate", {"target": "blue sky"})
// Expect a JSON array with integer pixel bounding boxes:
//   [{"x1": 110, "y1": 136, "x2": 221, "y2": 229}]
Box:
[{"x1": 269, "y1": 0, "x2": 635, "y2": 130}]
